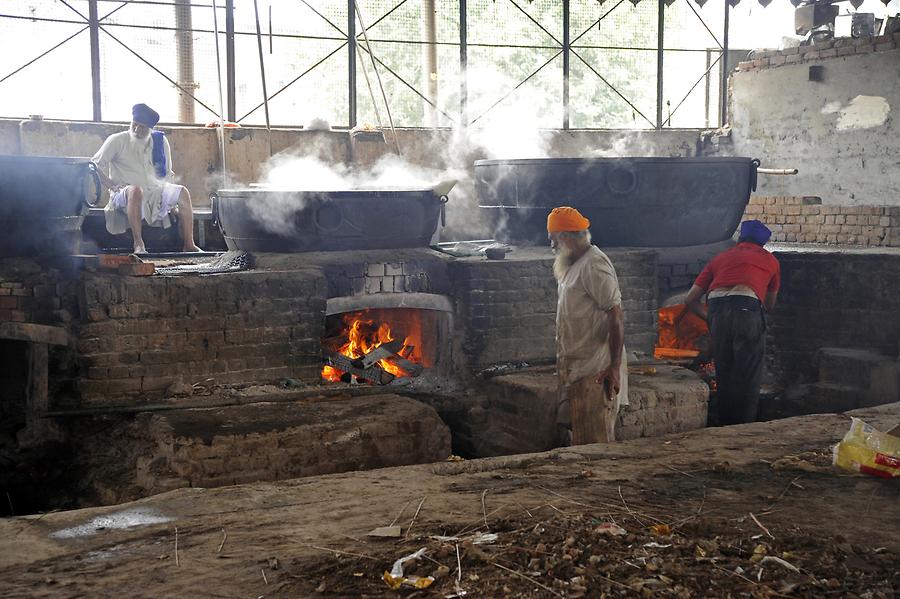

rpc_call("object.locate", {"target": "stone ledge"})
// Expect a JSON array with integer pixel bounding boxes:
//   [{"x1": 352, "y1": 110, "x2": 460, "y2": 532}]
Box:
[
  {"x1": 454, "y1": 364, "x2": 709, "y2": 457},
  {"x1": 137, "y1": 394, "x2": 452, "y2": 492}
]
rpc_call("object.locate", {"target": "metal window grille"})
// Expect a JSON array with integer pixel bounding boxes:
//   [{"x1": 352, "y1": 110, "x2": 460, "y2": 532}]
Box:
[{"x1": 0, "y1": 0, "x2": 746, "y2": 129}]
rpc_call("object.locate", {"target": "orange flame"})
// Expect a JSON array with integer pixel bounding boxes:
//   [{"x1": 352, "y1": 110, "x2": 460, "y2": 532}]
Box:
[
  {"x1": 654, "y1": 303, "x2": 717, "y2": 391},
  {"x1": 654, "y1": 304, "x2": 709, "y2": 360},
  {"x1": 322, "y1": 311, "x2": 423, "y2": 382}
]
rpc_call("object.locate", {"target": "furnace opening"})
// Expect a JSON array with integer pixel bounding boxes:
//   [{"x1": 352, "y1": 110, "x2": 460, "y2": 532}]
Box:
[
  {"x1": 655, "y1": 303, "x2": 716, "y2": 392},
  {"x1": 321, "y1": 308, "x2": 445, "y2": 385}
]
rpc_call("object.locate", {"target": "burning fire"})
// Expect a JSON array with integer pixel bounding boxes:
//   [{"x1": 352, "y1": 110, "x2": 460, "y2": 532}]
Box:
[
  {"x1": 654, "y1": 303, "x2": 716, "y2": 391},
  {"x1": 321, "y1": 311, "x2": 423, "y2": 382},
  {"x1": 654, "y1": 304, "x2": 709, "y2": 360}
]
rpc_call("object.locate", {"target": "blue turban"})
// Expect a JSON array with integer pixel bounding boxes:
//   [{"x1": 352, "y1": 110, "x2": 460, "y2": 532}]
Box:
[
  {"x1": 739, "y1": 219, "x2": 771, "y2": 245},
  {"x1": 132, "y1": 103, "x2": 160, "y2": 128}
]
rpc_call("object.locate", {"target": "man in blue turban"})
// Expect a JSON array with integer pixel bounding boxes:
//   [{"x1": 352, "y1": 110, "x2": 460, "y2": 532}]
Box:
[
  {"x1": 91, "y1": 103, "x2": 201, "y2": 253},
  {"x1": 684, "y1": 220, "x2": 781, "y2": 425}
]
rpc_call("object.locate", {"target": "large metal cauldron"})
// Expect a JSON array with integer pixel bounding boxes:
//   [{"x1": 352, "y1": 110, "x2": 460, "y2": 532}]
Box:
[
  {"x1": 0, "y1": 155, "x2": 101, "y2": 256},
  {"x1": 212, "y1": 188, "x2": 449, "y2": 252},
  {"x1": 476, "y1": 157, "x2": 759, "y2": 247}
]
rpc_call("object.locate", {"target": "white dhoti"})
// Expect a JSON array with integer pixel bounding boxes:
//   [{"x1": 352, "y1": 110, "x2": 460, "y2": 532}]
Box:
[{"x1": 104, "y1": 183, "x2": 181, "y2": 235}]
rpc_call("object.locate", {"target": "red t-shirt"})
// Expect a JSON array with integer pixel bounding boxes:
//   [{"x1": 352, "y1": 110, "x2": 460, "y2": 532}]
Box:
[{"x1": 694, "y1": 242, "x2": 780, "y2": 304}]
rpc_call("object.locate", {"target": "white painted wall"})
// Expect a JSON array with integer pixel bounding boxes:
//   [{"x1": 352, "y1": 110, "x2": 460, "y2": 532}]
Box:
[{"x1": 729, "y1": 48, "x2": 900, "y2": 205}]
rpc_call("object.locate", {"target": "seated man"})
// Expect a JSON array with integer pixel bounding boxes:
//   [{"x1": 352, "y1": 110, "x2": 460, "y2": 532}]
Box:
[{"x1": 92, "y1": 103, "x2": 201, "y2": 253}]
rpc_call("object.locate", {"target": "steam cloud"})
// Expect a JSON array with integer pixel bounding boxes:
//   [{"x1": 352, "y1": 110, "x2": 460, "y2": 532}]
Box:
[{"x1": 237, "y1": 64, "x2": 682, "y2": 241}]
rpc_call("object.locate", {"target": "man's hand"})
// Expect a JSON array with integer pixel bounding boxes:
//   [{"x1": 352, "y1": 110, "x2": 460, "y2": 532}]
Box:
[
  {"x1": 684, "y1": 284, "x2": 708, "y2": 322},
  {"x1": 596, "y1": 364, "x2": 621, "y2": 399}
]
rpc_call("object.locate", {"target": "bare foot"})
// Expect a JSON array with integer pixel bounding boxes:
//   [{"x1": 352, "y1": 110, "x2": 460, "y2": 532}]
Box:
[
  {"x1": 183, "y1": 244, "x2": 202, "y2": 252},
  {"x1": 133, "y1": 244, "x2": 146, "y2": 254}
]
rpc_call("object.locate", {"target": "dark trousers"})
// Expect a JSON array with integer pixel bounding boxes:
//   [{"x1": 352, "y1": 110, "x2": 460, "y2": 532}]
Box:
[{"x1": 708, "y1": 296, "x2": 766, "y2": 425}]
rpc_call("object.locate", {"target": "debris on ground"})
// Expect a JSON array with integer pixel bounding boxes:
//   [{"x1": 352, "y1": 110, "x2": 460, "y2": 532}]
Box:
[
  {"x1": 280, "y1": 507, "x2": 897, "y2": 598},
  {"x1": 833, "y1": 417, "x2": 900, "y2": 478}
]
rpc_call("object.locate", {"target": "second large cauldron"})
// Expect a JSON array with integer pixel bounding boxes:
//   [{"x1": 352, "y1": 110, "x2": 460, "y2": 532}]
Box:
[
  {"x1": 212, "y1": 187, "x2": 450, "y2": 252},
  {"x1": 476, "y1": 157, "x2": 759, "y2": 247},
  {"x1": 0, "y1": 155, "x2": 100, "y2": 256}
]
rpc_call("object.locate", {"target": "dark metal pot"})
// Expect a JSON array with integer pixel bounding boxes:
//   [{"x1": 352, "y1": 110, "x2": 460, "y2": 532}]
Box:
[
  {"x1": 0, "y1": 155, "x2": 101, "y2": 256},
  {"x1": 211, "y1": 188, "x2": 450, "y2": 252},
  {"x1": 476, "y1": 157, "x2": 759, "y2": 247}
]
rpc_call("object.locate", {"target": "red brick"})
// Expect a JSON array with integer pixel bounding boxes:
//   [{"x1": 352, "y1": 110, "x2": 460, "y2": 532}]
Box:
[
  {"x1": 836, "y1": 46, "x2": 857, "y2": 56},
  {"x1": 0, "y1": 296, "x2": 17, "y2": 309},
  {"x1": 118, "y1": 262, "x2": 156, "y2": 276}
]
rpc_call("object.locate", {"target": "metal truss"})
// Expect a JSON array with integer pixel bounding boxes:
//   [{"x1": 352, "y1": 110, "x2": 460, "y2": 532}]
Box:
[{"x1": 0, "y1": 0, "x2": 733, "y2": 129}]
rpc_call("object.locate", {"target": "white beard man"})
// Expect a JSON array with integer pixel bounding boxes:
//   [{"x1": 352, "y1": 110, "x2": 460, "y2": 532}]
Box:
[
  {"x1": 92, "y1": 103, "x2": 201, "y2": 254},
  {"x1": 549, "y1": 206, "x2": 628, "y2": 445}
]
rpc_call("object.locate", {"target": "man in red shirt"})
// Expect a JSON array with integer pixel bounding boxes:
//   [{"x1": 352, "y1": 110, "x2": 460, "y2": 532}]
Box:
[{"x1": 685, "y1": 220, "x2": 780, "y2": 425}]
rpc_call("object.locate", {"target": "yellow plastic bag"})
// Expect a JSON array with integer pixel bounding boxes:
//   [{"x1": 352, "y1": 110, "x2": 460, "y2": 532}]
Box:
[{"x1": 832, "y1": 417, "x2": 900, "y2": 478}]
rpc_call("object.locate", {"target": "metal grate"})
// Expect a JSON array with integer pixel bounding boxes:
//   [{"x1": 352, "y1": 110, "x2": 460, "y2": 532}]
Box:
[
  {"x1": 153, "y1": 251, "x2": 252, "y2": 276},
  {"x1": 0, "y1": 0, "x2": 780, "y2": 129}
]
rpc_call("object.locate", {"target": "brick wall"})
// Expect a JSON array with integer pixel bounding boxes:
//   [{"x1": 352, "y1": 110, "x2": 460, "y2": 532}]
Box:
[
  {"x1": 736, "y1": 33, "x2": 900, "y2": 73},
  {"x1": 0, "y1": 258, "x2": 81, "y2": 413},
  {"x1": 76, "y1": 269, "x2": 327, "y2": 404},
  {"x1": 656, "y1": 241, "x2": 733, "y2": 299},
  {"x1": 768, "y1": 249, "x2": 900, "y2": 387},
  {"x1": 743, "y1": 196, "x2": 900, "y2": 246},
  {"x1": 64, "y1": 247, "x2": 658, "y2": 406},
  {"x1": 449, "y1": 248, "x2": 659, "y2": 368},
  {"x1": 0, "y1": 258, "x2": 80, "y2": 326}
]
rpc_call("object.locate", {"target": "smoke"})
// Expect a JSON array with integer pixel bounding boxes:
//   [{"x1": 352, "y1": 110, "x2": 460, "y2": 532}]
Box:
[
  {"x1": 235, "y1": 61, "x2": 683, "y2": 242},
  {"x1": 459, "y1": 65, "x2": 555, "y2": 160},
  {"x1": 262, "y1": 154, "x2": 349, "y2": 190}
]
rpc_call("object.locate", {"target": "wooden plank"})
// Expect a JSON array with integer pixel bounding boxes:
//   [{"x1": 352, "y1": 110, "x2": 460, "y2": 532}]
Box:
[
  {"x1": 118, "y1": 262, "x2": 156, "y2": 276},
  {"x1": 24, "y1": 343, "x2": 50, "y2": 441},
  {"x1": 385, "y1": 353, "x2": 424, "y2": 377},
  {"x1": 360, "y1": 340, "x2": 403, "y2": 369},
  {"x1": 324, "y1": 351, "x2": 395, "y2": 385},
  {"x1": 0, "y1": 323, "x2": 70, "y2": 346}
]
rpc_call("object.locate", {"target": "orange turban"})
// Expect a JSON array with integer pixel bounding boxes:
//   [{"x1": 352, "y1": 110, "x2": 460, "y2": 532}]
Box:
[{"x1": 547, "y1": 206, "x2": 590, "y2": 233}]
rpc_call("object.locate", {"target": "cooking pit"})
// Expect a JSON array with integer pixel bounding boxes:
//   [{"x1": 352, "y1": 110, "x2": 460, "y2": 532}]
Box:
[{"x1": 321, "y1": 294, "x2": 454, "y2": 385}]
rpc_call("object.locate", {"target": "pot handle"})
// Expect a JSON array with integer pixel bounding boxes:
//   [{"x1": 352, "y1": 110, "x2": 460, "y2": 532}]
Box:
[
  {"x1": 86, "y1": 161, "x2": 102, "y2": 207},
  {"x1": 750, "y1": 159, "x2": 761, "y2": 193},
  {"x1": 440, "y1": 194, "x2": 449, "y2": 228},
  {"x1": 209, "y1": 192, "x2": 220, "y2": 228}
]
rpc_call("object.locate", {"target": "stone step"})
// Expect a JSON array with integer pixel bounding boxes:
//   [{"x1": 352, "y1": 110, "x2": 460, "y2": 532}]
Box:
[
  {"x1": 816, "y1": 347, "x2": 896, "y2": 389},
  {"x1": 138, "y1": 394, "x2": 451, "y2": 492},
  {"x1": 806, "y1": 382, "x2": 868, "y2": 414},
  {"x1": 467, "y1": 364, "x2": 709, "y2": 455}
]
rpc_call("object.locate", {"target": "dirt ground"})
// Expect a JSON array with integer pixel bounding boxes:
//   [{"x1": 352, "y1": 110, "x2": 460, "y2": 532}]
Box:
[{"x1": 1, "y1": 403, "x2": 898, "y2": 598}]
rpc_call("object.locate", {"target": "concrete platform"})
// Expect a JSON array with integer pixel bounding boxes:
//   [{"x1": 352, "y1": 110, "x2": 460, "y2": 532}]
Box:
[
  {"x1": 2, "y1": 403, "x2": 897, "y2": 597},
  {"x1": 76, "y1": 394, "x2": 451, "y2": 501}
]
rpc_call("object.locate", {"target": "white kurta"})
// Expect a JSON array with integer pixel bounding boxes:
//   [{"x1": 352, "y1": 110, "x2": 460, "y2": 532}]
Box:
[
  {"x1": 555, "y1": 245, "x2": 629, "y2": 406},
  {"x1": 92, "y1": 131, "x2": 177, "y2": 231}
]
